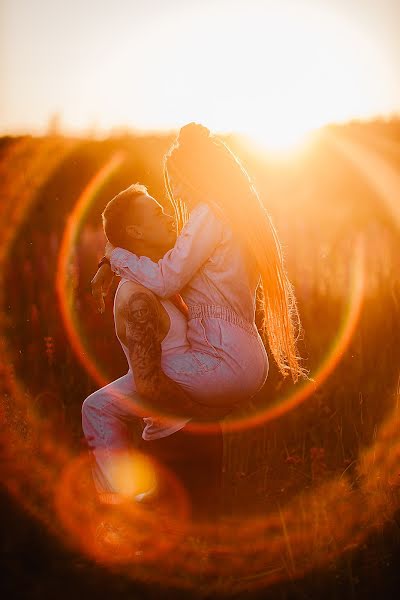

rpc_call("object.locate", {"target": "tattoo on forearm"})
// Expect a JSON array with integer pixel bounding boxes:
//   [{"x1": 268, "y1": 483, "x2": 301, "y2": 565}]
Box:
[{"x1": 124, "y1": 291, "x2": 198, "y2": 418}]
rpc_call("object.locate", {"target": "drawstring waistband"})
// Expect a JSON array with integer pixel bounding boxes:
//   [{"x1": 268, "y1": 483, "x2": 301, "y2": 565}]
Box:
[{"x1": 188, "y1": 304, "x2": 258, "y2": 337}]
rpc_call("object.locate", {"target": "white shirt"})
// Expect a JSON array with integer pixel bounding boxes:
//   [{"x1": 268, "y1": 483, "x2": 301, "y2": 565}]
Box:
[{"x1": 110, "y1": 202, "x2": 260, "y2": 323}]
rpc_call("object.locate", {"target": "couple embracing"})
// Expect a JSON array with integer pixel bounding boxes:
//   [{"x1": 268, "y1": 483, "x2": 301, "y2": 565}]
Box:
[{"x1": 83, "y1": 122, "x2": 309, "y2": 551}]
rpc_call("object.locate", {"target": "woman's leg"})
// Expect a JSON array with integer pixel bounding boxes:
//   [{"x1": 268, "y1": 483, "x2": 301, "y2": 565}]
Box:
[{"x1": 163, "y1": 319, "x2": 268, "y2": 408}]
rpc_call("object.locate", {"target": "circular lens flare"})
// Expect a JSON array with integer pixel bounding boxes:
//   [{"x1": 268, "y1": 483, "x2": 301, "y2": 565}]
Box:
[
  {"x1": 55, "y1": 151, "x2": 126, "y2": 389},
  {"x1": 1, "y1": 134, "x2": 399, "y2": 594},
  {"x1": 56, "y1": 161, "x2": 366, "y2": 434}
]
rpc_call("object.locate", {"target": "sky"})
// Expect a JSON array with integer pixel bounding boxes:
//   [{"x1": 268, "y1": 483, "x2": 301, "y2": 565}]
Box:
[{"x1": 1, "y1": 0, "x2": 400, "y2": 148}]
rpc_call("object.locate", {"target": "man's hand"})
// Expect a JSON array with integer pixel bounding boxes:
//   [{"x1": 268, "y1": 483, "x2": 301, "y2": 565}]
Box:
[
  {"x1": 91, "y1": 264, "x2": 114, "y2": 313},
  {"x1": 105, "y1": 241, "x2": 115, "y2": 259}
]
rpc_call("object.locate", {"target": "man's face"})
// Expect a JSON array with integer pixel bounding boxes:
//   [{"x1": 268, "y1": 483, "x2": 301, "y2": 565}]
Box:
[{"x1": 127, "y1": 194, "x2": 176, "y2": 252}]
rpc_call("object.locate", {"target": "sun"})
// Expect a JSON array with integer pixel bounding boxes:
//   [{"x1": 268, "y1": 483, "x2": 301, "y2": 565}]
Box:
[
  {"x1": 243, "y1": 120, "x2": 317, "y2": 155},
  {"x1": 58, "y1": 1, "x2": 392, "y2": 147}
]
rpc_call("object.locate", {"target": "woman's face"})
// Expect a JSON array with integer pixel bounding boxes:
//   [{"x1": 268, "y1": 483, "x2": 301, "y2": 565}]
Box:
[
  {"x1": 170, "y1": 178, "x2": 201, "y2": 211},
  {"x1": 168, "y1": 164, "x2": 208, "y2": 212}
]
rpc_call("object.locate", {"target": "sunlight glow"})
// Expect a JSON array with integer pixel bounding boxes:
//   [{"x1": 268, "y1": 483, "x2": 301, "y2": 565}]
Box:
[
  {"x1": 244, "y1": 124, "x2": 315, "y2": 156},
  {"x1": 3, "y1": 1, "x2": 395, "y2": 150},
  {"x1": 72, "y1": 2, "x2": 395, "y2": 152},
  {"x1": 108, "y1": 451, "x2": 158, "y2": 498}
]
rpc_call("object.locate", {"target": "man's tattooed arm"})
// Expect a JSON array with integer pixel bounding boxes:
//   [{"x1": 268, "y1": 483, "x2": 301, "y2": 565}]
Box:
[{"x1": 123, "y1": 289, "x2": 209, "y2": 420}]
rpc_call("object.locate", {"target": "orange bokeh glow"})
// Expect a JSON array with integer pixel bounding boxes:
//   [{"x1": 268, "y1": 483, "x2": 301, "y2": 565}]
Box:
[{"x1": 1, "y1": 132, "x2": 400, "y2": 594}]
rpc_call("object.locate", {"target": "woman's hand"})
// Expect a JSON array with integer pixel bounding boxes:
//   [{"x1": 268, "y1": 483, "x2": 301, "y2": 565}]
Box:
[
  {"x1": 105, "y1": 241, "x2": 115, "y2": 259},
  {"x1": 91, "y1": 264, "x2": 114, "y2": 313}
]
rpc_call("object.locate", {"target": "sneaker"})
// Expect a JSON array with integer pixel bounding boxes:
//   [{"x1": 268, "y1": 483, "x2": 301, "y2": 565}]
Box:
[{"x1": 134, "y1": 483, "x2": 159, "y2": 504}]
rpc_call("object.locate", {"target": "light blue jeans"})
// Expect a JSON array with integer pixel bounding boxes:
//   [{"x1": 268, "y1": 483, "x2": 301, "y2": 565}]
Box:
[{"x1": 82, "y1": 307, "x2": 269, "y2": 500}]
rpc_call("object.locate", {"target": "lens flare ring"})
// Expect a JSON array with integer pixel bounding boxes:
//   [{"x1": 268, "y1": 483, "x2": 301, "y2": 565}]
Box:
[
  {"x1": 56, "y1": 158, "x2": 365, "y2": 435},
  {"x1": 1, "y1": 138, "x2": 399, "y2": 594}
]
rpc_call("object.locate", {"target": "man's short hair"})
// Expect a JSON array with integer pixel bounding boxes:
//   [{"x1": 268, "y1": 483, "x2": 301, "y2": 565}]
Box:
[{"x1": 102, "y1": 183, "x2": 148, "y2": 247}]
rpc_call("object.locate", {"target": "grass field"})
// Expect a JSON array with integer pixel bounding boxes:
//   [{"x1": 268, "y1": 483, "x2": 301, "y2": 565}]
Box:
[{"x1": 1, "y1": 119, "x2": 400, "y2": 598}]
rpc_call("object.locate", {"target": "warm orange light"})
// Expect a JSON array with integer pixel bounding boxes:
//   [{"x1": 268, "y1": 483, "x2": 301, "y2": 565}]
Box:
[
  {"x1": 106, "y1": 450, "x2": 157, "y2": 498},
  {"x1": 27, "y1": 3, "x2": 393, "y2": 147}
]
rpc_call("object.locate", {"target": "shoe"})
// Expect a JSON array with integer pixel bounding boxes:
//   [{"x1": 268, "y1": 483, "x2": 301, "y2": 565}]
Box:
[{"x1": 134, "y1": 483, "x2": 159, "y2": 504}]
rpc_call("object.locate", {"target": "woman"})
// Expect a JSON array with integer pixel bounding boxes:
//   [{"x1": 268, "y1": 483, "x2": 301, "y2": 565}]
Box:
[{"x1": 101, "y1": 122, "x2": 310, "y2": 418}]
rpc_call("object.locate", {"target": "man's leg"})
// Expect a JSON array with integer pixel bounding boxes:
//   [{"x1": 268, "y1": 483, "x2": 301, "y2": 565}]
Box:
[{"x1": 82, "y1": 372, "x2": 152, "y2": 505}]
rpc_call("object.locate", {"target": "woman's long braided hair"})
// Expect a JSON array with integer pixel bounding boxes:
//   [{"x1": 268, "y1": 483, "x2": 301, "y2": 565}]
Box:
[{"x1": 163, "y1": 122, "x2": 310, "y2": 384}]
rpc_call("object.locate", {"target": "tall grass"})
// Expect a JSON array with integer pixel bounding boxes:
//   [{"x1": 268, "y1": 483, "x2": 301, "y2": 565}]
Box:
[{"x1": 1, "y1": 122, "x2": 399, "y2": 520}]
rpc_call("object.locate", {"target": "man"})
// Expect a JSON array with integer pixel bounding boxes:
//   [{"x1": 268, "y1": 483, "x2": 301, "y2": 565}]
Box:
[{"x1": 84, "y1": 184, "x2": 226, "y2": 552}]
